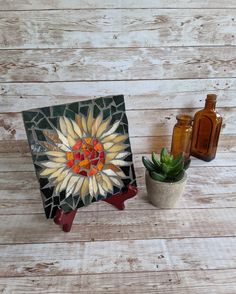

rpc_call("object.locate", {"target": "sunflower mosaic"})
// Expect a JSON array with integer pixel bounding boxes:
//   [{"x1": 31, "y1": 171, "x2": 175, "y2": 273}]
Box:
[{"x1": 23, "y1": 95, "x2": 136, "y2": 218}]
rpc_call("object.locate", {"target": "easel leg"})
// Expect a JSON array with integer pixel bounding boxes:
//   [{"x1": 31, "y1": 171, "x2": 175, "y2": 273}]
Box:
[
  {"x1": 103, "y1": 184, "x2": 138, "y2": 210},
  {"x1": 54, "y1": 208, "x2": 77, "y2": 232}
]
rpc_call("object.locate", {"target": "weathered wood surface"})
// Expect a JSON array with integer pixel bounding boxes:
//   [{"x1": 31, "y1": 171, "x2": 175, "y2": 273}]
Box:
[
  {"x1": 1, "y1": 47, "x2": 236, "y2": 81},
  {"x1": 0, "y1": 1, "x2": 236, "y2": 293},
  {"x1": 1, "y1": 270, "x2": 236, "y2": 294},
  {"x1": 1, "y1": 0, "x2": 236, "y2": 10},
  {"x1": 1, "y1": 79, "x2": 236, "y2": 112},
  {"x1": 1, "y1": 208, "x2": 236, "y2": 244},
  {"x1": 0, "y1": 9, "x2": 236, "y2": 49},
  {"x1": 1, "y1": 237, "x2": 236, "y2": 277}
]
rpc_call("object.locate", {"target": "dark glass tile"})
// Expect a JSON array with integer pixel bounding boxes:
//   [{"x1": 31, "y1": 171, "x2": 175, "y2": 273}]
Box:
[
  {"x1": 93, "y1": 105, "x2": 100, "y2": 118},
  {"x1": 33, "y1": 112, "x2": 44, "y2": 123},
  {"x1": 37, "y1": 118, "x2": 53, "y2": 129},
  {"x1": 114, "y1": 95, "x2": 124, "y2": 105},
  {"x1": 68, "y1": 102, "x2": 79, "y2": 113},
  {"x1": 103, "y1": 108, "x2": 111, "y2": 120},
  {"x1": 53, "y1": 105, "x2": 66, "y2": 117},
  {"x1": 65, "y1": 109, "x2": 76, "y2": 120},
  {"x1": 95, "y1": 97, "x2": 104, "y2": 108},
  {"x1": 35, "y1": 129, "x2": 46, "y2": 141},
  {"x1": 41, "y1": 107, "x2": 50, "y2": 117},
  {"x1": 22, "y1": 111, "x2": 38, "y2": 122},
  {"x1": 104, "y1": 97, "x2": 113, "y2": 107},
  {"x1": 80, "y1": 106, "x2": 89, "y2": 117}
]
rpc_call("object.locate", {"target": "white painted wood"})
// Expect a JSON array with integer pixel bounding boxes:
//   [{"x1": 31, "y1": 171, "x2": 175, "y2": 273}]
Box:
[
  {"x1": 1, "y1": 270, "x2": 236, "y2": 294},
  {"x1": 1, "y1": 79, "x2": 236, "y2": 112},
  {"x1": 0, "y1": 9, "x2": 236, "y2": 49},
  {"x1": 1, "y1": 0, "x2": 236, "y2": 10},
  {"x1": 1, "y1": 208, "x2": 236, "y2": 244},
  {"x1": 1, "y1": 237, "x2": 236, "y2": 277},
  {"x1": 1, "y1": 47, "x2": 236, "y2": 81}
]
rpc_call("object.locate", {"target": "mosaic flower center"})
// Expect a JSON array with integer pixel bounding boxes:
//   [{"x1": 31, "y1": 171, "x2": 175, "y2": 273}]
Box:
[{"x1": 66, "y1": 137, "x2": 105, "y2": 177}]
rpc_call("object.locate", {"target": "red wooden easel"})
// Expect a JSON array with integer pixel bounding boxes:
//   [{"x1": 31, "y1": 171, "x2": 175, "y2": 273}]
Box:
[{"x1": 54, "y1": 184, "x2": 138, "y2": 232}]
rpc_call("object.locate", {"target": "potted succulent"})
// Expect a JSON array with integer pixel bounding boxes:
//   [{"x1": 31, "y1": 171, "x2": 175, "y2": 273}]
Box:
[{"x1": 142, "y1": 148, "x2": 190, "y2": 208}]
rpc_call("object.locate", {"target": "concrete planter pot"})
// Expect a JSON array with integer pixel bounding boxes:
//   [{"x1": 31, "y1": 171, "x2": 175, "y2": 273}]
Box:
[{"x1": 145, "y1": 170, "x2": 187, "y2": 208}]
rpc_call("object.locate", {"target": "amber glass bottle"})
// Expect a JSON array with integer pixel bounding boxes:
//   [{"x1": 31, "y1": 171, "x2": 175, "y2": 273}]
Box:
[
  {"x1": 171, "y1": 114, "x2": 193, "y2": 161},
  {"x1": 191, "y1": 94, "x2": 222, "y2": 162}
]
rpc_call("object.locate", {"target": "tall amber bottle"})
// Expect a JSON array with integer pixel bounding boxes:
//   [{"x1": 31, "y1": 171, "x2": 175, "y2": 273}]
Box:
[
  {"x1": 171, "y1": 114, "x2": 193, "y2": 161},
  {"x1": 191, "y1": 94, "x2": 222, "y2": 161}
]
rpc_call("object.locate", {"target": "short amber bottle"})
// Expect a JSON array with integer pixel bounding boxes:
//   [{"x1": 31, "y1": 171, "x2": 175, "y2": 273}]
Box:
[
  {"x1": 171, "y1": 114, "x2": 193, "y2": 161},
  {"x1": 191, "y1": 94, "x2": 222, "y2": 162}
]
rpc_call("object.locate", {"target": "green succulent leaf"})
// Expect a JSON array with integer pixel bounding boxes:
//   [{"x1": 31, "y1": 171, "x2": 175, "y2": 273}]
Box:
[
  {"x1": 150, "y1": 171, "x2": 166, "y2": 182},
  {"x1": 151, "y1": 152, "x2": 161, "y2": 170},
  {"x1": 142, "y1": 156, "x2": 156, "y2": 172},
  {"x1": 162, "y1": 163, "x2": 170, "y2": 175},
  {"x1": 160, "y1": 148, "x2": 168, "y2": 163},
  {"x1": 172, "y1": 170, "x2": 185, "y2": 182},
  {"x1": 172, "y1": 153, "x2": 183, "y2": 165}
]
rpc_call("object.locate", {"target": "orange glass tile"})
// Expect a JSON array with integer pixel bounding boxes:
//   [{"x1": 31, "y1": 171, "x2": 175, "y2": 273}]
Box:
[
  {"x1": 84, "y1": 163, "x2": 91, "y2": 170},
  {"x1": 97, "y1": 161, "x2": 104, "y2": 171},
  {"x1": 84, "y1": 137, "x2": 92, "y2": 144},
  {"x1": 88, "y1": 167, "x2": 97, "y2": 176},
  {"x1": 72, "y1": 163, "x2": 80, "y2": 174},
  {"x1": 66, "y1": 152, "x2": 74, "y2": 160},
  {"x1": 94, "y1": 142, "x2": 103, "y2": 152},
  {"x1": 79, "y1": 158, "x2": 90, "y2": 167}
]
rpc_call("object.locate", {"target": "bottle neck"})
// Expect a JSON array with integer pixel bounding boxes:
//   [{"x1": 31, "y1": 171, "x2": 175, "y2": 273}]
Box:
[
  {"x1": 205, "y1": 99, "x2": 216, "y2": 110},
  {"x1": 176, "y1": 115, "x2": 192, "y2": 126}
]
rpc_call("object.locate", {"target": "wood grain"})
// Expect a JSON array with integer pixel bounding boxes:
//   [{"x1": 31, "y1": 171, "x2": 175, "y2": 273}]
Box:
[
  {"x1": 1, "y1": 0, "x2": 236, "y2": 10},
  {"x1": 0, "y1": 107, "x2": 234, "y2": 140},
  {"x1": 1, "y1": 237, "x2": 236, "y2": 277},
  {"x1": 0, "y1": 9, "x2": 236, "y2": 49},
  {"x1": 1, "y1": 47, "x2": 236, "y2": 81},
  {"x1": 1, "y1": 79, "x2": 236, "y2": 113},
  {"x1": 1, "y1": 270, "x2": 236, "y2": 294},
  {"x1": 1, "y1": 208, "x2": 236, "y2": 244}
]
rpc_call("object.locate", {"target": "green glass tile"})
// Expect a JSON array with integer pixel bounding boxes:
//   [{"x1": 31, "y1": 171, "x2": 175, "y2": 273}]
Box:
[
  {"x1": 117, "y1": 103, "x2": 125, "y2": 111},
  {"x1": 41, "y1": 107, "x2": 51, "y2": 117},
  {"x1": 111, "y1": 105, "x2": 117, "y2": 114},
  {"x1": 114, "y1": 95, "x2": 124, "y2": 105},
  {"x1": 37, "y1": 118, "x2": 53, "y2": 129},
  {"x1": 93, "y1": 105, "x2": 100, "y2": 118},
  {"x1": 65, "y1": 109, "x2": 76, "y2": 120},
  {"x1": 53, "y1": 105, "x2": 66, "y2": 117},
  {"x1": 68, "y1": 102, "x2": 79, "y2": 113},
  {"x1": 22, "y1": 111, "x2": 38, "y2": 122},
  {"x1": 95, "y1": 97, "x2": 104, "y2": 108},
  {"x1": 35, "y1": 129, "x2": 46, "y2": 141},
  {"x1": 80, "y1": 106, "x2": 89, "y2": 117},
  {"x1": 103, "y1": 108, "x2": 111, "y2": 120},
  {"x1": 104, "y1": 97, "x2": 113, "y2": 107}
]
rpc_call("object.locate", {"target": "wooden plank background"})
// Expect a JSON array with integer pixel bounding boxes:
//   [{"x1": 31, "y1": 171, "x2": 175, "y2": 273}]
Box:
[{"x1": 0, "y1": 1, "x2": 236, "y2": 293}]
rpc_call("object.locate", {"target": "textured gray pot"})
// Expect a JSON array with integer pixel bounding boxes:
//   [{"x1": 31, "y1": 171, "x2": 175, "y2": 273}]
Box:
[{"x1": 145, "y1": 171, "x2": 187, "y2": 208}]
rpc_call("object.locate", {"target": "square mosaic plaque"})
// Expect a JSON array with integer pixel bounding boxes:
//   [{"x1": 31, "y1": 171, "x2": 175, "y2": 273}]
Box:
[{"x1": 22, "y1": 95, "x2": 137, "y2": 219}]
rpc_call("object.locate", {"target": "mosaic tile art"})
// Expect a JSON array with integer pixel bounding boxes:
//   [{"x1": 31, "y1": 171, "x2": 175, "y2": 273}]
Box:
[{"x1": 22, "y1": 95, "x2": 137, "y2": 218}]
